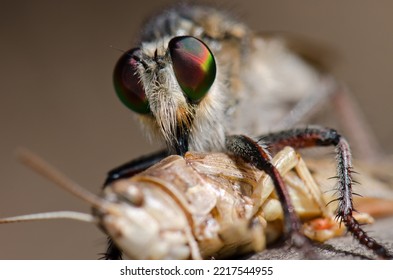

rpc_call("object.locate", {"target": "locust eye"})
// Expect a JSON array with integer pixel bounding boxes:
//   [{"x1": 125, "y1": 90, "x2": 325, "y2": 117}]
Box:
[
  {"x1": 113, "y1": 48, "x2": 150, "y2": 114},
  {"x1": 169, "y1": 36, "x2": 216, "y2": 102}
]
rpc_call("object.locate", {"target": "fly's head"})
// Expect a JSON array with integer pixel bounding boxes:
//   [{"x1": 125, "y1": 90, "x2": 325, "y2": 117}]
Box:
[{"x1": 113, "y1": 36, "x2": 226, "y2": 155}]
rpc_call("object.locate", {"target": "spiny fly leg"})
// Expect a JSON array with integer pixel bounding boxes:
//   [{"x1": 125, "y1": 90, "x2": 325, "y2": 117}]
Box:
[
  {"x1": 104, "y1": 150, "x2": 168, "y2": 186},
  {"x1": 100, "y1": 237, "x2": 123, "y2": 260},
  {"x1": 260, "y1": 126, "x2": 392, "y2": 259},
  {"x1": 226, "y1": 135, "x2": 316, "y2": 257}
]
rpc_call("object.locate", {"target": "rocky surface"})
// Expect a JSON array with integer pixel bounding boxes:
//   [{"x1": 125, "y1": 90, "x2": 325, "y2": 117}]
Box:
[{"x1": 248, "y1": 216, "x2": 393, "y2": 260}]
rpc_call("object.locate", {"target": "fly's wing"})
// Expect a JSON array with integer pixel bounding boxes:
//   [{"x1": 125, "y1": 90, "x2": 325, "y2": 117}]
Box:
[{"x1": 228, "y1": 34, "x2": 325, "y2": 136}]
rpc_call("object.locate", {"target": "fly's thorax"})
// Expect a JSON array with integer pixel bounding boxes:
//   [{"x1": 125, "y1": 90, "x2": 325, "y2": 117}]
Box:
[{"x1": 140, "y1": 5, "x2": 249, "y2": 44}]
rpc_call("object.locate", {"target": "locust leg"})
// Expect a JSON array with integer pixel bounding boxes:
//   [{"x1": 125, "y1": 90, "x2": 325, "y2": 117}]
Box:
[
  {"x1": 260, "y1": 126, "x2": 392, "y2": 259},
  {"x1": 225, "y1": 135, "x2": 315, "y2": 257},
  {"x1": 102, "y1": 149, "x2": 168, "y2": 260},
  {"x1": 255, "y1": 146, "x2": 329, "y2": 220},
  {"x1": 260, "y1": 147, "x2": 344, "y2": 243}
]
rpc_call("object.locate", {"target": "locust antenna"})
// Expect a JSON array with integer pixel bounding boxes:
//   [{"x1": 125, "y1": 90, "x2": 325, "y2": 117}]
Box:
[
  {"x1": 0, "y1": 211, "x2": 95, "y2": 224},
  {"x1": 0, "y1": 148, "x2": 117, "y2": 225}
]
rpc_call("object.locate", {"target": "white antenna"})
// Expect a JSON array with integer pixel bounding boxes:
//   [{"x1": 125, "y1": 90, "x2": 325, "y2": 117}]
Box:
[
  {"x1": 0, "y1": 211, "x2": 95, "y2": 224},
  {"x1": 0, "y1": 148, "x2": 118, "y2": 225}
]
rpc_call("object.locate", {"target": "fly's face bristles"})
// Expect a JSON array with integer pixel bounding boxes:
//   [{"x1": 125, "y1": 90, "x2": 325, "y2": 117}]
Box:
[
  {"x1": 137, "y1": 40, "x2": 191, "y2": 151},
  {"x1": 131, "y1": 36, "x2": 227, "y2": 154}
]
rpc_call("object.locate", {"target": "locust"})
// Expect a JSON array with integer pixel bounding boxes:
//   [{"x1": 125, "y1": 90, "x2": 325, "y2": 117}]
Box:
[{"x1": 1, "y1": 146, "x2": 389, "y2": 259}]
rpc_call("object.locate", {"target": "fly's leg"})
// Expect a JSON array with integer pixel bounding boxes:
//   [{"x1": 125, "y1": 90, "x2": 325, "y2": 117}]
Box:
[
  {"x1": 104, "y1": 149, "x2": 168, "y2": 186},
  {"x1": 100, "y1": 238, "x2": 123, "y2": 260},
  {"x1": 102, "y1": 149, "x2": 168, "y2": 260},
  {"x1": 225, "y1": 135, "x2": 316, "y2": 257},
  {"x1": 260, "y1": 126, "x2": 392, "y2": 259}
]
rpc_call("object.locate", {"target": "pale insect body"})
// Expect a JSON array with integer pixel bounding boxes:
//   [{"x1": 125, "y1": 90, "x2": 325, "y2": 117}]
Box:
[{"x1": 1, "y1": 147, "x2": 366, "y2": 259}]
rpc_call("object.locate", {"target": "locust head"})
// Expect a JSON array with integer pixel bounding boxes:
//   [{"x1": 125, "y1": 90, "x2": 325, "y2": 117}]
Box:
[{"x1": 113, "y1": 36, "x2": 226, "y2": 155}]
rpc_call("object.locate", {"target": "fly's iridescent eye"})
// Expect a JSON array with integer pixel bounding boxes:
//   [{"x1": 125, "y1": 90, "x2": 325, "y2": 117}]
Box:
[
  {"x1": 169, "y1": 36, "x2": 216, "y2": 102},
  {"x1": 113, "y1": 48, "x2": 150, "y2": 114}
]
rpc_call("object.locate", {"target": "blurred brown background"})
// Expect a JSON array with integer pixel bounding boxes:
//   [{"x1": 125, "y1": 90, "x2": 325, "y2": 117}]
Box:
[{"x1": 0, "y1": 0, "x2": 392, "y2": 259}]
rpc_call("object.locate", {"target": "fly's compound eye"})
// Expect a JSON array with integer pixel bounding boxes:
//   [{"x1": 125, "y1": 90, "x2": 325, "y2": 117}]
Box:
[
  {"x1": 113, "y1": 48, "x2": 150, "y2": 114},
  {"x1": 169, "y1": 36, "x2": 216, "y2": 102}
]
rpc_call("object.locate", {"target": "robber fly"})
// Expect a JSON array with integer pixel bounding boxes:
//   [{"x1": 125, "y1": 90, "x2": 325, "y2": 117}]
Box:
[{"x1": 100, "y1": 4, "x2": 391, "y2": 259}]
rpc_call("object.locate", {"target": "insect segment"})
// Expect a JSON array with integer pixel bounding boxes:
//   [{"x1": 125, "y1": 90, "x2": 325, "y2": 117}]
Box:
[
  {"x1": 0, "y1": 147, "x2": 375, "y2": 259},
  {"x1": 108, "y1": 5, "x2": 392, "y2": 259}
]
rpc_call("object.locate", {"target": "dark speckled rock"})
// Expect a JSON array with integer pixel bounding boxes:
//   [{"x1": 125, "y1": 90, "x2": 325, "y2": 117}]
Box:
[{"x1": 247, "y1": 216, "x2": 393, "y2": 260}]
